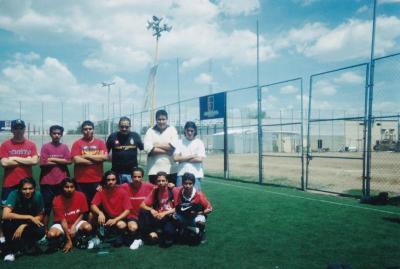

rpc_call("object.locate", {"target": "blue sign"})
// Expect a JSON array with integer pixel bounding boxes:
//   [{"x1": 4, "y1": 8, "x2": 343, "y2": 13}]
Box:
[
  {"x1": 199, "y1": 92, "x2": 226, "y2": 120},
  {"x1": 0, "y1": 120, "x2": 11, "y2": 131}
]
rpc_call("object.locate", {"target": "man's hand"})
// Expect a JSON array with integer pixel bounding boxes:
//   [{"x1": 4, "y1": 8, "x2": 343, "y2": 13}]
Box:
[
  {"x1": 13, "y1": 224, "x2": 27, "y2": 239},
  {"x1": 105, "y1": 218, "x2": 117, "y2": 227},
  {"x1": 30, "y1": 216, "x2": 44, "y2": 227},
  {"x1": 98, "y1": 213, "x2": 106, "y2": 225},
  {"x1": 63, "y1": 239, "x2": 73, "y2": 253}
]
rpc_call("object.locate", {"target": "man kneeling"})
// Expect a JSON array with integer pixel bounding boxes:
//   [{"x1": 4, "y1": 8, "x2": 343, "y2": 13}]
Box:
[
  {"x1": 91, "y1": 170, "x2": 131, "y2": 247},
  {"x1": 47, "y1": 178, "x2": 92, "y2": 252},
  {"x1": 173, "y1": 172, "x2": 212, "y2": 244}
]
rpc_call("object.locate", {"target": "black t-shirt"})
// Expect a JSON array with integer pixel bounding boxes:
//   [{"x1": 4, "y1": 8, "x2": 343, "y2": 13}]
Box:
[{"x1": 106, "y1": 131, "x2": 144, "y2": 174}]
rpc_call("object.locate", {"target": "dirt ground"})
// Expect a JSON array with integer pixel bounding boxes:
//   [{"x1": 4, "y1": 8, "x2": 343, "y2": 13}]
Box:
[{"x1": 202, "y1": 152, "x2": 400, "y2": 195}]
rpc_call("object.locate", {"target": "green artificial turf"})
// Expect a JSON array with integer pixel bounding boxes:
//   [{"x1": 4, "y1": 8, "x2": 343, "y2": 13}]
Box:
[{"x1": 1, "y1": 165, "x2": 400, "y2": 269}]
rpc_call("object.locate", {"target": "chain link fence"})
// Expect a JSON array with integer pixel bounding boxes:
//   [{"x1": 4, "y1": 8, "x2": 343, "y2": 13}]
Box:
[{"x1": 1, "y1": 53, "x2": 400, "y2": 197}]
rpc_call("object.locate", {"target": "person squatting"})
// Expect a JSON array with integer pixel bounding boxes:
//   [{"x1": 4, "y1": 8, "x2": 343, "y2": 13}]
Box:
[{"x1": 0, "y1": 116, "x2": 212, "y2": 262}]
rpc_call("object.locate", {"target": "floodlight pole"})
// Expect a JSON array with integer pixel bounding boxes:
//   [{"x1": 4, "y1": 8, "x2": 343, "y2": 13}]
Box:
[
  {"x1": 177, "y1": 57, "x2": 181, "y2": 135},
  {"x1": 365, "y1": 0, "x2": 377, "y2": 197},
  {"x1": 102, "y1": 82, "x2": 115, "y2": 136},
  {"x1": 147, "y1": 16, "x2": 171, "y2": 126},
  {"x1": 256, "y1": 20, "x2": 263, "y2": 184}
]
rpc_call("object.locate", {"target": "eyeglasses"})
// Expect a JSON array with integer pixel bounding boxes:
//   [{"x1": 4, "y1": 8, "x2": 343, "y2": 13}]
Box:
[
  {"x1": 119, "y1": 125, "x2": 130, "y2": 129},
  {"x1": 83, "y1": 128, "x2": 93, "y2": 131}
]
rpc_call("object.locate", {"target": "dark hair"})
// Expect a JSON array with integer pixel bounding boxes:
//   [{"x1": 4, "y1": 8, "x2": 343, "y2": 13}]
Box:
[
  {"x1": 155, "y1": 109, "x2": 168, "y2": 120},
  {"x1": 101, "y1": 170, "x2": 117, "y2": 186},
  {"x1": 18, "y1": 177, "x2": 36, "y2": 192},
  {"x1": 119, "y1": 117, "x2": 131, "y2": 125},
  {"x1": 131, "y1": 167, "x2": 144, "y2": 177},
  {"x1": 184, "y1": 121, "x2": 197, "y2": 137},
  {"x1": 60, "y1": 177, "x2": 77, "y2": 190},
  {"x1": 182, "y1": 172, "x2": 196, "y2": 184},
  {"x1": 156, "y1": 171, "x2": 168, "y2": 181},
  {"x1": 49, "y1": 125, "x2": 64, "y2": 135},
  {"x1": 81, "y1": 120, "x2": 94, "y2": 131}
]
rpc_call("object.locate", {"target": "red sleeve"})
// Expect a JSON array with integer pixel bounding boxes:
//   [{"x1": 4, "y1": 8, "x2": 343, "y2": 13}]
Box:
[
  {"x1": 91, "y1": 191, "x2": 102, "y2": 206},
  {"x1": 29, "y1": 141, "x2": 38, "y2": 156},
  {"x1": 0, "y1": 142, "x2": 8, "y2": 158},
  {"x1": 144, "y1": 189, "x2": 155, "y2": 207},
  {"x1": 199, "y1": 193, "x2": 212, "y2": 211},
  {"x1": 77, "y1": 192, "x2": 89, "y2": 213},
  {"x1": 70, "y1": 140, "x2": 81, "y2": 157},
  {"x1": 52, "y1": 196, "x2": 64, "y2": 221},
  {"x1": 121, "y1": 189, "x2": 132, "y2": 211},
  {"x1": 63, "y1": 144, "x2": 72, "y2": 162},
  {"x1": 173, "y1": 187, "x2": 183, "y2": 206},
  {"x1": 39, "y1": 144, "x2": 49, "y2": 165},
  {"x1": 97, "y1": 139, "x2": 108, "y2": 156}
]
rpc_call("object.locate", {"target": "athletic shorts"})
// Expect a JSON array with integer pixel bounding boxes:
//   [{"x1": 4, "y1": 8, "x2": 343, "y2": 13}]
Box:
[
  {"x1": 40, "y1": 184, "x2": 61, "y2": 215},
  {"x1": 51, "y1": 220, "x2": 87, "y2": 234}
]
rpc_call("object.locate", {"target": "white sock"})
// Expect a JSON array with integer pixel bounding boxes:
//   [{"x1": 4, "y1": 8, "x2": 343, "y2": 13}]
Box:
[{"x1": 0, "y1": 236, "x2": 5, "y2": 243}]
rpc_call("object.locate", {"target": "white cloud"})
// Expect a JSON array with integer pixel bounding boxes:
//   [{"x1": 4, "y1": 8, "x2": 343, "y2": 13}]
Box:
[
  {"x1": 356, "y1": 5, "x2": 369, "y2": 14},
  {"x1": 195, "y1": 73, "x2": 213, "y2": 84},
  {"x1": 379, "y1": 0, "x2": 400, "y2": 4},
  {"x1": 304, "y1": 17, "x2": 400, "y2": 61},
  {"x1": 218, "y1": 0, "x2": 260, "y2": 16},
  {"x1": 333, "y1": 72, "x2": 364, "y2": 84},
  {"x1": 0, "y1": 0, "x2": 276, "y2": 73},
  {"x1": 0, "y1": 53, "x2": 142, "y2": 127},
  {"x1": 280, "y1": 85, "x2": 299, "y2": 94},
  {"x1": 274, "y1": 16, "x2": 400, "y2": 62},
  {"x1": 313, "y1": 80, "x2": 337, "y2": 96},
  {"x1": 293, "y1": 0, "x2": 320, "y2": 6}
]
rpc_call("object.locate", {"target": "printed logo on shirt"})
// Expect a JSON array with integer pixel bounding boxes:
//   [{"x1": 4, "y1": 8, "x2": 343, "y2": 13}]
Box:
[
  {"x1": 81, "y1": 145, "x2": 100, "y2": 155},
  {"x1": 65, "y1": 209, "x2": 81, "y2": 217},
  {"x1": 9, "y1": 149, "x2": 32, "y2": 155}
]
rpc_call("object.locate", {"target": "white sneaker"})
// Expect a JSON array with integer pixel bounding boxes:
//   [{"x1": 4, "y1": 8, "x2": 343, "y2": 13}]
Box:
[
  {"x1": 187, "y1": 226, "x2": 200, "y2": 234},
  {"x1": 4, "y1": 254, "x2": 15, "y2": 262},
  {"x1": 87, "y1": 236, "x2": 101, "y2": 249},
  {"x1": 129, "y1": 239, "x2": 143, "y2": 250}
]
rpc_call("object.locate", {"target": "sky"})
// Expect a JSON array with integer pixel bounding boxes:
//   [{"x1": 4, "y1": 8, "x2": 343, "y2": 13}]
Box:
[{"x1": 0, "y1": 0, "x2": 399, "y2": 130}]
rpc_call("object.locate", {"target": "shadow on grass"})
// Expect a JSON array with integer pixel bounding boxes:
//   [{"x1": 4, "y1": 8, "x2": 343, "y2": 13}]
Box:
[{"x1": 382, "y1": 217, "x2": 400, "y2": 225}]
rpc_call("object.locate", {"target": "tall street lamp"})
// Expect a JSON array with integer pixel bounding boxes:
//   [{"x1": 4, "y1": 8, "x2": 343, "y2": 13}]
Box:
[{"x1": 102, "y1": 81, "x2": 115, "y2": 136}]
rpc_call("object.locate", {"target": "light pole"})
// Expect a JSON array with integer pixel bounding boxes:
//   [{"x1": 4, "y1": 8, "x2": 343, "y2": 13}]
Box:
[
  {"x1": 146, "y1": 16, "x2": 172, "y2": 125},
  {"x1": 102, "y1": 81, "x2": 115, "y2": 136}
]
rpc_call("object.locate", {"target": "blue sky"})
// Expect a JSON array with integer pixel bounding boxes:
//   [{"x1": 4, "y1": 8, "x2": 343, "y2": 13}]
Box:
[{"x1": 0, "y1": 0, "x2": 399, "y2": 129}]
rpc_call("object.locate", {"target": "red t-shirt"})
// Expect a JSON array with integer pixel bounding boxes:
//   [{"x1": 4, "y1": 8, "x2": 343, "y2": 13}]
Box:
[
  {"x1": 0, "y1": 139, "x2": 38, "y2": 187},
  {"x1": 144, "y1": 187, "x2": 176, "y2": 212},
  {"x1": 71, "y1": 138, "x2": 107, "y2": 183},
  {"x1": 40, "y1": 142, "x2": 71, "y2": 185},
  {"x1": 121, "y1": 182, "x2": 154, "y2": 219},
  {"x1": 53, "y1": 191, "x2": 88, "y2": 228},
  {"x1": 174, "y1": 187, "x2": 212, "y2": 211},
  {"x1": 91, "y1": 186, "x2": 131, "y2": 218}
]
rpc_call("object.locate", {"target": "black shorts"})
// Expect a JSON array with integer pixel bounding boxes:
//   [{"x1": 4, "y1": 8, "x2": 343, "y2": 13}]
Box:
[{"x1": 40, "y1": 184, "x2": 61, "y2": 215}]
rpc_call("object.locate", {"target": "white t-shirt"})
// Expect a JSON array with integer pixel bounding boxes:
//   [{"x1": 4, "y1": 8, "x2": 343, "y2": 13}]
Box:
[
  {"x1": 144, "y1": 125, "x2": 178, "y2": 175},
  {"x1": 173, "y1": 137, "x2": 206, "y2": 178}
]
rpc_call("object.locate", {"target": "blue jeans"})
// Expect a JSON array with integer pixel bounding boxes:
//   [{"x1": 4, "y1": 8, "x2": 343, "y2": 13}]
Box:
[
  {"x1": 176, "y1": 176, "x2": 202, "y2": 191},
  {"x1": 118, "y1": 174, "x2": 132, "y2": 184}
]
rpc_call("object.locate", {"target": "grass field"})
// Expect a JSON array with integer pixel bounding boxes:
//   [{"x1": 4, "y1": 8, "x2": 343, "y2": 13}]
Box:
[{"x1": 1, "y1": 165, "x2": 400, "y2": 269}]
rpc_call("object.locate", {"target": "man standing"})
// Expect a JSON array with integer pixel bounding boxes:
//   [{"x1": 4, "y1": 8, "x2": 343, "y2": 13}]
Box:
[
  {"x1": 40, "y1": 125, "x2": 71, "y2": 229},
  {"x1": 106, "y1": 117, "x2": 143, "y2": 184},
  {"x1": 144, "y1": 110, "x2": 178, "y2": 185},
  {"x1": 0, "y1": 119, "x2": 38, "y2": 204},
  {"x1": 71, "y1": 120, "x2": 107, "y2": 205}
]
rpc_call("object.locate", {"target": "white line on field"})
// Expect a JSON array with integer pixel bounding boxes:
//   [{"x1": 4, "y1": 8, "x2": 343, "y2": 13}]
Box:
[{"x1": 204, "y1": 179, "x2": 400, "y2": 216}]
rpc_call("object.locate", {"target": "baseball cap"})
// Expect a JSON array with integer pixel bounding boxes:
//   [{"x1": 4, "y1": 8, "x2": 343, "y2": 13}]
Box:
[{"x1": 11, "y1": 119, "x2": 26, "y2": 129}]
